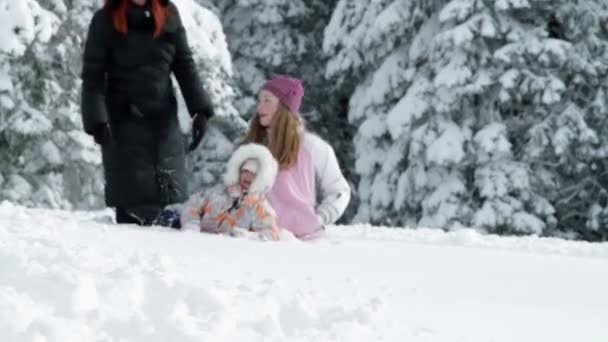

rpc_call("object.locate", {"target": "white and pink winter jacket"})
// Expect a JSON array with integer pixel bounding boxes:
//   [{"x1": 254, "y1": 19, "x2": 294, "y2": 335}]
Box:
[{"x1": 266, "y1": 132, "x2": 351, "y2": 239}]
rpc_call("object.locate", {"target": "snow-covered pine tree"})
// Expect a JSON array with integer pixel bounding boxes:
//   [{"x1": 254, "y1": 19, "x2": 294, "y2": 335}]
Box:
[
  {"x1": 516, "y1": 1, "x2": 608, "y2": 240},
  {"x1": 213, "y1": 0, "x2": 319, "y2": 113},
  {"x1": 429, "y1": 0, "x2": 561, "y2": 235},
  {"x1": 324, "y1": 0, "x2": 446, "y2": 227},
  {"x1": 326, "y1": 0, "x2": 608, "y2": 239},
  {"x1": 0, "y1": 0, "x2": 103, "y2": 209},
  {"x1": 451, "y1": 0, "x2": 608, "y2": 239}
]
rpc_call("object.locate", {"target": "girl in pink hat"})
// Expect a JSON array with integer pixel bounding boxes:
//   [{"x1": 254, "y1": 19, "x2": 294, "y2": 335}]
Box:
[{"x1": 242, "y1": 75, "x2": 351, "y2": 240}]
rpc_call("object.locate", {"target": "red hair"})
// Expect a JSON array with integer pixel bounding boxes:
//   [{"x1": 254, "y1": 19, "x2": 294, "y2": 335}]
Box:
[{"x1": 104, "y1": 0, "x2": 169, "y2": 38}]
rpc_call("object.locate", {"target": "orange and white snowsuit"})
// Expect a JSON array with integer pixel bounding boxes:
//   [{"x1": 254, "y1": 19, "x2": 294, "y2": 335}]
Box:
[{"x1": 180, "y1": 144, "x2": 280, "y2": 240}]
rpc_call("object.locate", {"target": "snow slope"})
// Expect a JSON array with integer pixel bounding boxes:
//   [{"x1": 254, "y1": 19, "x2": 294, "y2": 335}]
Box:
[{"x1": 1, "y1": 201, "x2": 607, "y2": 342}]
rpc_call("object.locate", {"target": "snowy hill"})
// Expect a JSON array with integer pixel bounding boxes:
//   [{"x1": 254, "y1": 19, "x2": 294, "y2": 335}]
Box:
[{"x1": 1, "y1": 202, "x2": 607, "y2": 342}]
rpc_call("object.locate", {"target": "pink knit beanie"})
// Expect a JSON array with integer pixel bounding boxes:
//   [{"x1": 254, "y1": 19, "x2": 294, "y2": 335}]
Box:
[{"x1": 261, "y1": 75, "x2": 304, "y2": 115}]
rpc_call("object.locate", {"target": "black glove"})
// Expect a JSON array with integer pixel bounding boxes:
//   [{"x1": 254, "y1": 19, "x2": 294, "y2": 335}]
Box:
[
  {"x1": 188, "y1": 114, "x2": 207, "y2": 152},
  {"x1": 93, "y1": 123, "x2": 112, "y2": 146}
]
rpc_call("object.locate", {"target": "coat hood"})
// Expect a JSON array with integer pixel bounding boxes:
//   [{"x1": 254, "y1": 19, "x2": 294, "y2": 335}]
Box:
[{"x1": 223, "y1": 144, "x2": 278, "y2": 195}]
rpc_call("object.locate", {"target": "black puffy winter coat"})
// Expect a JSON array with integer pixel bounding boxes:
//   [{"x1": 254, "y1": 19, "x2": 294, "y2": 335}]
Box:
[{"x1": 81, "y1": 1, "x2": 214, "y2": 208}]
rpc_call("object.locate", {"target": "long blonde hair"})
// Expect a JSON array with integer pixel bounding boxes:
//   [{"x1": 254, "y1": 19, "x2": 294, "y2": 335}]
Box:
[{"x1": 243, "y1": 104, "x2": 301, "y2": 169}]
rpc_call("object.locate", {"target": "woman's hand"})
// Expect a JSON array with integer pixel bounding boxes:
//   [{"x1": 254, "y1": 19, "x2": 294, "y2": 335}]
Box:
[
  {"x1": 188, "y1": 113, "x2": 207, "y2": 151},
  {"x1": 93, "y1": 123, "x2": 112, "y2": 146}
]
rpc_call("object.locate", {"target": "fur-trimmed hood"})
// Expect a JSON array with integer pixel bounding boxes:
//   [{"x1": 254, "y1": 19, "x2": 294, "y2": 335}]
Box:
[{"x1": 223, "y1": 144, "x2": 278, "y2": 195}]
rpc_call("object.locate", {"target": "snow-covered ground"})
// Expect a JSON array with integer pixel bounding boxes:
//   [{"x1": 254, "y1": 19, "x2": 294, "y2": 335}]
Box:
[{"x1": 1, "y1": 201, "x2": 607, "y2": 342}]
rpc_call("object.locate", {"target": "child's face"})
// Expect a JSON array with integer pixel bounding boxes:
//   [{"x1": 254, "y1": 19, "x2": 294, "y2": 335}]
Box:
[
  {"x1": 239, "y1": 169, "x2": 256, "y2": 191},
  {"x1": 256, "y1": 90, "x2": 280, "y2": 127}
]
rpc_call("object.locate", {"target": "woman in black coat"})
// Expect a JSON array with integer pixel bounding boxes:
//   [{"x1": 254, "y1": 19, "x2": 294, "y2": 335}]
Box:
[{"x1": 81, "y1": 0, "x2": 214, "y2": 225}]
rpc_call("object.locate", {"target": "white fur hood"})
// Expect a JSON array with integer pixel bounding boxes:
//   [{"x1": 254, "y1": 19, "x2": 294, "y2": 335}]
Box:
[{"x1": 223, "y1": 143, "x2": 278, "y2": 195}]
